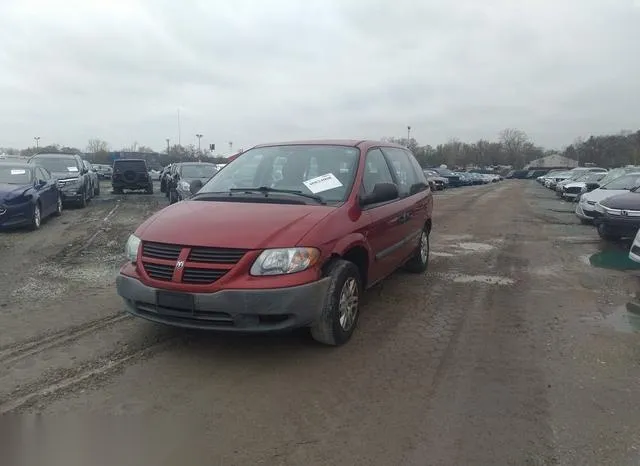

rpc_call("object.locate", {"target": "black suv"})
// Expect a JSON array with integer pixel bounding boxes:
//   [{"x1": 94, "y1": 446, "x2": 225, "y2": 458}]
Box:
[
  {"x1": 28, "y1": 152, "x2": 93, "y2": 207},
  {"x1": 111, "y1": 159, "x2": 153, "y2": 194}
]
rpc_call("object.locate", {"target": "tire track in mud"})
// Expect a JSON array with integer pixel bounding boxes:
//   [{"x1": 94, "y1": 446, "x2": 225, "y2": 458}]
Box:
[
  {"x1": 0, "y1": 330, "x2": 180, "y2": 413},
  {"x1": 0, "y1": 313, "x2": 131, "y2": 366}
]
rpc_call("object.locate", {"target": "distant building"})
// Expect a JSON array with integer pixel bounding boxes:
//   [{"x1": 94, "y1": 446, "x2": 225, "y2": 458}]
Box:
[{"x1": 525, "y1": 154, "x2": 578, "y2": 169}]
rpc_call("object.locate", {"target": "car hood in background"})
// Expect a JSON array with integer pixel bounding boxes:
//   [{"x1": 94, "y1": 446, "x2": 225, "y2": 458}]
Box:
[
  {"x1": 0, "y1": 183, "x2": 31, "y2": 201},
  {"x1": 564, "y1": 182, "x2": 587, "y2": 189},
  {"x1": 136, "y1": 200, "x2": 335, "y2": 249},
  {"x1": 50, "y1": 172, "x2": 81, "y2": 181},
  {"x1": 600, "y1": 191, "x2": 640, "y2": 210},
  {"x1": 582, "y1": 188, "x2": 631, "y2": 204}
]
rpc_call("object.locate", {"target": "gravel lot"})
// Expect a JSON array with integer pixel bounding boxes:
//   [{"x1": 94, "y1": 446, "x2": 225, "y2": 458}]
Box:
[{"x1": 2, "y1": 180, "x2": 640, "y2": 465}]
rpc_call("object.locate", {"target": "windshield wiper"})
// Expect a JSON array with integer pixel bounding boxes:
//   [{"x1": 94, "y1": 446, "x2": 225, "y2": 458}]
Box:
[{"x1": 229, "y1": 186, "x2": 326, "y2": 205}]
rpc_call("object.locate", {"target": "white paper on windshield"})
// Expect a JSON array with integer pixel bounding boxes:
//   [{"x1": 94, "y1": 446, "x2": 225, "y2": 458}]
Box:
[
  {"x1": 10, "y1": 169, "x2": 26, "y2": 175},
  {"x1": 303, "y1": 173, "x2": 343, "y2": 194},
  {"x1": 67, "y1": 166, "x2": 79, "y2": 172}
]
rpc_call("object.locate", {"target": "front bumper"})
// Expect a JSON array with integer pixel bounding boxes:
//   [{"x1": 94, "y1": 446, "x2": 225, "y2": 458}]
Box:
[
  {"x1": 0, "y1": 201, "x2": 32, "y2": 228},
  {"x1": 594, "y1": 215, "x2": 640, "y2": 237},
  {"x1": 575, "y1": 203, "x2": 600, "y2": 220},
  {"x1": 116, "y1": 273, "x2": 331, "y2": 332}
]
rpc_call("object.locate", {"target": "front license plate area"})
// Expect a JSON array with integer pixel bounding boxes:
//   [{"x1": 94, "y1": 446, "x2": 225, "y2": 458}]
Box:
[{"x1": 156, "y1": 291, "x2": 194, "y2": 313}]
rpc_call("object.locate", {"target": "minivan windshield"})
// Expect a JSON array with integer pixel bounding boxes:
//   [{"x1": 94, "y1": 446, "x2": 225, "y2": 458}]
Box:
[{"x1": 197, "y1": 145, "x2": 360, "y2": 204}]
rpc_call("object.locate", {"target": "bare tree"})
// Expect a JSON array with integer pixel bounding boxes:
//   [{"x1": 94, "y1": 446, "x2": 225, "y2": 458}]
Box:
[
  {"x1": 499, "y1": 128, "x2": 529, "y2": 168},
  {"x1": 86, "y1": 138, "x2": 109, "y2": 154}
]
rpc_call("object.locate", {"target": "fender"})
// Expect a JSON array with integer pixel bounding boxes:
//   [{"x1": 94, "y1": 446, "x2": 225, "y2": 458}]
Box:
[{"x1": 331, "y1": 232, "x2": 371, "y2": 263}]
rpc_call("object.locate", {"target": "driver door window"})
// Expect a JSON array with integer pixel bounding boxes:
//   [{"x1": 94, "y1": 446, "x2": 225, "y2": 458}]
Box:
[{"x1": 362, "y1": 149, "x2": 394, "y2": 195}]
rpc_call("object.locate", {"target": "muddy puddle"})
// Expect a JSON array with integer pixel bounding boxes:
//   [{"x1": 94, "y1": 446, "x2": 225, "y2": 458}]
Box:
[{"x1": 589, "y1": 247, "x2": 640, "y2": 271}]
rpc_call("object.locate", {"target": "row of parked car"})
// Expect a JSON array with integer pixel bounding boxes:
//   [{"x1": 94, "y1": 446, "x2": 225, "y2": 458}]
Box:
[
  {"x1": 537, "y1": 165, "x2": 640, "y2": 264},
  {"x1": 0, "y1": 153, "x2": 103, "y2": 230},
  {"x1": 158, "y1": 162, "x2": 221, "y2": 204},
  {"x1": 422, "y1": 167, "x2": 503, "y2": 190}
]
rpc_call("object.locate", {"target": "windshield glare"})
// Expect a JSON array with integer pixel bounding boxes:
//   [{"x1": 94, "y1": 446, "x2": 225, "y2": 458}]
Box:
[
  {"x1": 32, "y1": 157, "x2": 79, "y2": 174},
  {"x1": 198, "y1": 145, "x2": 360, "y2": 203},
  {"x1": 601, "y1": 174, "x2": 640, "y2": 190},
  {"x1": 181, "y1": 164, "x2": 217, "y2": 178},
  {"x1": 0, "y1": 166, "x2": 32, "y2": 184}
]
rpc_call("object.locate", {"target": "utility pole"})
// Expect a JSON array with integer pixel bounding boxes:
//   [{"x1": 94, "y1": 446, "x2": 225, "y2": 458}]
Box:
[
  {"x1": 34, "y1": 136, "x2": 40, "y2": 149},
  {"x1": 177, "y1": 108, "x2": 181, "y2": 146},
  {"x1": 196, "y1": 134, "x2": 203, "y2": 153},
  {"x1": 407, "y1": 126, "x2": 411, "y2": 145},
  {"x1": 228, "y1": 141, "x2": 233, "y2": 153},
  {"x1": 166, "y1": 138, "x2": 170, "y2": 154}
]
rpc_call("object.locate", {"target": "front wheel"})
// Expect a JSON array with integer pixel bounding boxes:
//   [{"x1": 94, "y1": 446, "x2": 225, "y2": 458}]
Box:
[
  {"x1": 94, "y1": 181, "x2": 100, "y2": 196},
  {"x1": 53, "y1": 194, "x2": 63, "y2": 217},
  {"x1": 79, "y1": 189, "x2": 88, "y2": 208},
  {"x1": 310, "y1": 260, "x2": 362, "y2": 346},
  {"x1": 405, "y1": 227, "x2": 430, "y2": 273},
  {"x1": 597, "y1": 223, "x2": 620, "y2": 241},
  {"x1": 30, "y1": 203, "x2": 42, "y2": 230}
]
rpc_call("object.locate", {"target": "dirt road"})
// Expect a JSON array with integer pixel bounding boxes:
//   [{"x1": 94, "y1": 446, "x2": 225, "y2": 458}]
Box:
[{"x1": 2, "y1": 181, "x2": 639, "y2": 465}]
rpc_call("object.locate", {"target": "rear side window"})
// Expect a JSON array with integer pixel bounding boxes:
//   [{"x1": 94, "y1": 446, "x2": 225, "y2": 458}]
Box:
[
  {"x1": 362, "y1": 149, "x2": 394, "y2": 194},
  {"x1": 381, "y1": 147, "x2": 422, "y2": 197}
]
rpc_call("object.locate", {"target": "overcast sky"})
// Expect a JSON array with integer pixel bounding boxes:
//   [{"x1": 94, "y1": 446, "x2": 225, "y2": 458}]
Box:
[{"x1": 1, "y1": 0, "x2": 638, "y2": 153}]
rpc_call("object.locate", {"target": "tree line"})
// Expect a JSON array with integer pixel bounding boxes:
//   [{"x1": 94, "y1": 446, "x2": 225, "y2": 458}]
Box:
[{"x1": 1, "y1": 128, "x2": 639, "y2": 169}]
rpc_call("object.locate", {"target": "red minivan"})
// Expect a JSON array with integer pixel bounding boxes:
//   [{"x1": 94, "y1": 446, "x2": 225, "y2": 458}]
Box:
[{"x1": 117, "y1": 140, "x2": 433, "y2": 345}]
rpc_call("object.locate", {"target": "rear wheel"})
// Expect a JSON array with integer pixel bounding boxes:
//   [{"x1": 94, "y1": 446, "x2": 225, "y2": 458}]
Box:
[
  {"x1": 310, "y1": 260, "x2": 362, "y2": 346},
  {"x1": 30, "y1": 202, "x2": 42, "y2": 230},
  {"x1": 405, "y1": 227, "x2": 430, "y2": 273},
  {"x1": 113, "y1": 186, "x2": 123, "y2": 194}
]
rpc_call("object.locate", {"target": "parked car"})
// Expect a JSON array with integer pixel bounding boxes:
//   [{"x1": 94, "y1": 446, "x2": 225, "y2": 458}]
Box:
[
  {"x1": 594, "y1": 190, "x2": 640, "y2": 240},
  {"x1": 82, "y1": 160, "x2": 100, "y2": 197},
  {"x1": 432, "y1": 167, "x2": 462, "y2": 187},
  {"x1": 560, "y1": 172, "x2": 606, "y2": 202},
  {"x1": 168, "y1": 162, "x2": 218, "y2": 204},
  {"x1": 575, "y1": 172, "x2": 640, "y2": 224},
  {"x1": 112, "y1": 159, "x2": 153, "y2": 194},
  {"x1": 164, "y1": 163, "x2": 182, "y2": 198},
  {"x1": 544, "y1": 170, "x2": 572, "y2": 189},
  {"x1": 28, "y1": 152, "x2": 93, "y2": 207},
  {"x1": 94, "y1": 164, "x2": 113, "y2": 180},
  {"x1": 148, "y1": 168, "x2": 162, "y2": 181},
  {"x1": 555, "y1": 168, "x2": 607, "y2": 196},
  {"x1": 116, "y1": 140, "x2": 433, "y2": 346},
  {"x1": 0, "y1": 162, "x2": 62, "y2": 230},
  {"x1": 629, "y1": 228, "x2": 640, "y2": 264},
  {"x1": 422, "y1": 169, "x2": 448, "y2": 190}
]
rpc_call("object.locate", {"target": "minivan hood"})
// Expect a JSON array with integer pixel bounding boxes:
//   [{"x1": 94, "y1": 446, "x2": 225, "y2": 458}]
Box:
[
  {"x1": 136, "y1": 200, "x2": 335, "y2": 249},
  {"x1": 600, "y1": 192, "x2": 640, "y2": 210},
  {"x1": 51, "y1": 171, "x2": 80, "y2": 180}
]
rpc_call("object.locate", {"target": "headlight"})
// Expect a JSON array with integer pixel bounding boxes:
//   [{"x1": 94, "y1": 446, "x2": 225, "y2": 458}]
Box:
[
  {"x1": 594, "y1": 203, "x2": 605, "y2": 213},
  {"x1": 179, "y1": 181, "x2": 190, "y2": 191},
  {"x1": 250, "y1": 247, "x2": 320, "y2": 276},
  {"x1": 125, "y1": 234, "x2": 141, "y2": 262}
]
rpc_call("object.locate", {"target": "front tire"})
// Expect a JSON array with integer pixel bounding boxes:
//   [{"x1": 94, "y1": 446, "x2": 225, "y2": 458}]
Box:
[
  {"x1": 53, "y1": 194, "x2": 63, "y2": 217},
  {"x1": 79, "y1": 189, "x2": 88, "y2": 208},
  {"x1": 30, "y1": 203, "x2": 42, "y2": 230},
  {"x1": 310, "y1": 260, "x2": 362, "y2": 346},
  {"x1": 597, "y1": 223, "x2": 620, "y2": 241},
  {"x1": 405, "y1": 227, "x2": 430, "y2": 273},
  {"x1": 94, "y1": 181, "x2": 100, "y2": 196}
]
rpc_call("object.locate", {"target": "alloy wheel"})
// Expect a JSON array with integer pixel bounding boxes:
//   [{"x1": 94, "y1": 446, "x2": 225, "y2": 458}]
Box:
[{"x1": 338, "y1": 277, "x2": 359, "y2": 331}]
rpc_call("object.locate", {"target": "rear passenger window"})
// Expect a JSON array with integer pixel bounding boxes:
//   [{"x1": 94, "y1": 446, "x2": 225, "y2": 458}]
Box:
[
  {"x1": 381, "y1": 147, "x2": 423, "y2": 197},
  {"x1": 362, "y1": 149, "x2": 394, "y2": 194}
]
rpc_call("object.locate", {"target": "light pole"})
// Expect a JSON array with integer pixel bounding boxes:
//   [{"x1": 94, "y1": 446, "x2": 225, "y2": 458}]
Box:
[
  {"x1": 166, "y1": 138, "x2": 170, "y2": 154},
  {"x1": 34, "y1": 136, "x2": 40, "y2": 149},
  {"x1": 228, "y1": 141, "x2": 233, "y2": 153},
  {"x1": 407, "y1": 126, "x2": 411, "y2": 144},
  {"x1": 196, "y1": 134, "x2": 203, "y2": 153}
]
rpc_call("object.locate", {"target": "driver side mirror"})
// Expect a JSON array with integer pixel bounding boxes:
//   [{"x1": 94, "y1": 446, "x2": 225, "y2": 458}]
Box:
[
  {"x1": 585, "y1": 182, "x2": 600, "y2": 192},
  {"x1": 36, "y1": 179, "x2": 47, "y2": 188},
  {"x1": 189, "y1": 179, "x2": 203, "y2": 195},
  {"x1": 360, "y1": 182, "x2": 399, "y2": 206}
]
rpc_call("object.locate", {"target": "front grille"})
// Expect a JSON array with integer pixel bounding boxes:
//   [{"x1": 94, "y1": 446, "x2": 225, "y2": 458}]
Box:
[
  {"x1": 188, "y1": 247, "x2": 247, "y2": 264},
  {"x1": 143, "y1": 262, "x2": 174, "y2": 281},
  {"x1": 565, "y1": 187, "x2": 583, "y2": 194},
  {"x1": 587, "y1": 201, "x2": 596, "y2": 205},
  {"x1": 142, "y1": 242, "x2": 182, "y2": 260},
  {"x1": 182, "y1": 268, "x2": 227, "y2": 284}
]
